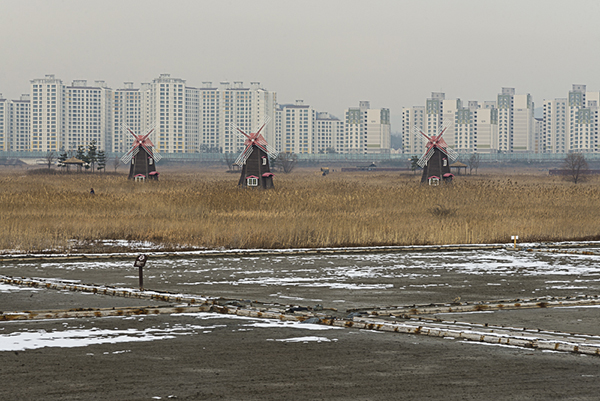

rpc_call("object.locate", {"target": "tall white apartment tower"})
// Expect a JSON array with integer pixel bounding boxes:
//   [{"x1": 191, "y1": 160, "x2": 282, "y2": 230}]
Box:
[
  {"x1": 315, "y1": 112, "x2": 344, "y2": 154},
  {"x1": 425, "y1": 92, "x2": 444, "y2": 138},
  {"x1": 567, "y1": 85, "x2": 599, "y2": 153},
  {"x1": 401, "y1": 106, "x2": 425, "y2": 154},
  {"x1": 279, "y1": 100, "x2": 314, "y2": 154},
  {"x1": 542, "y1": 98, "x2": 567, "y2": 153},
  {"x1": 218, "y1": 81, "x2": 276, "y2": 154},
  {"x1": 12, "y1": 95, "x2": 31, "y2": 151},
  {"x1": 364, "y1": 105, "x2": 391, "y2": 154},
  {"x1": 513, "y1": 93, "x2": 534, "y2": 152},
  {"x1": 64, "y1": 80, "x2": 111, "y2": 152},
  {"x1": 198, "y1": 82, "x2": 221, "y2": 152},
  {"x1": 344, "y1": 101, "x2": 391, "y2": 154},
  {"x1": 475, "y1": 101, "x2": 499, "y2": 153},
  {"x1": 30, "y1": 74, "x2": 64, "y2": 152},
  {"x1": 185, "y1": 86, "x2": 201, "y2": 152},
  {"x1": 113, "y1": 82, "x2": 143, "y2": 154},
  {"x1": 151, "y1": 74, "x2": 186, "y2": 153},
  {"x1": 0, "y1": 94, "x2": 10, "y2": 151},
  {"x1": 497, "y1": 87, "x2": 534, "y2": 153}
]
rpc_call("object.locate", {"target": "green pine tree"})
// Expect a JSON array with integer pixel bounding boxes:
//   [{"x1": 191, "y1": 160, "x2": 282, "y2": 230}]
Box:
[
  {"x1": 97, "y1": 149, "x2": 107, "y2": 172},
  {"x1": 87, "y1": 140, "x2": 98, "y2": 172}
]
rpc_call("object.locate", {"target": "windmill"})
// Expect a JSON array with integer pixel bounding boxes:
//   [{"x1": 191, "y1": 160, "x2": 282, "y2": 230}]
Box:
[
  {"x1": 415, "y1": 121, "x2": 458, "y2": 185},
  {"x1": 233, "y1": 117, "x2": 278, "y2": 189},
  {"x1": 121, "y1": 124, "x2": 162, "y2": 180}
]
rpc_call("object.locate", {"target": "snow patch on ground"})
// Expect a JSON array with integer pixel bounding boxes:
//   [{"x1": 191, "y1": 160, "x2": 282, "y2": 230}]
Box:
[{"x1": 0, "y1": 312, "x2": 342, "y2": 352}]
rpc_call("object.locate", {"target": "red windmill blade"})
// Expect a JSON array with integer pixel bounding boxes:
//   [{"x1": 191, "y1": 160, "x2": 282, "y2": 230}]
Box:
[
  {"x1": 233, "y1": 118, "x2": 278, "y2": 166},
  {"x1": 416, "y1": 120, "x2": 457, "y2": 167},
  {"x1": 121, "y1": 124, "x2": 161, "y2": 164}
]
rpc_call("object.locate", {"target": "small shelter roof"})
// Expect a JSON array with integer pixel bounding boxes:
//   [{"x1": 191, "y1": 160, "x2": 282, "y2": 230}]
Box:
[{"x1": 450, "y1": 161, "x2": 467, "y2": 167}]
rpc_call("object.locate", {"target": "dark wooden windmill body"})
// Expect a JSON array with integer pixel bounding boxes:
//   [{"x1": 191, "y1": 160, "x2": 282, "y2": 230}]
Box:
[
  {"x1": 121, "y1": 125, "x2": 162, "y2": 180},
  {"x1": 420, "y1": 147, "x2": 451, "y2": 184},
  {"x1": 234, "y1": 119, "x2": 278, "y2": 189},
  {"x1": 237, "y1": 146, "x2": 274, "y2": 189},
  {"x1": 129, "y1": 146, "x2": 157, "y2": 179},
  {"x1": 415, "y1": 122, "x2": 458, "y2": 185}
]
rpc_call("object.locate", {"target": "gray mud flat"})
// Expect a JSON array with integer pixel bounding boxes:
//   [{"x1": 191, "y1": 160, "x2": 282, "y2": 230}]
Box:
[{"x1": 2, "y1": 246, "x2": 600, "y2": 400}]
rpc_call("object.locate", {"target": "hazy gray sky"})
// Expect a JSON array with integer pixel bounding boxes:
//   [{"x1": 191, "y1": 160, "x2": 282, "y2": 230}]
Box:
[{"x1": 1, "y1": 0, "x2": 599, "y2": 124}]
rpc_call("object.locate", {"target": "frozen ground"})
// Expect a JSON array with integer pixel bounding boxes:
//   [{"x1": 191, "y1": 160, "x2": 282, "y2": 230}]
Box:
[{"x1": 2, "y1": 244, "x2": 600, "y2": 399}]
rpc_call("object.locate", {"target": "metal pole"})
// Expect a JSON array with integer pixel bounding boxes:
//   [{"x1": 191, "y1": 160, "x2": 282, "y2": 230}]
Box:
[{"x1": 139, "y1": 265, "x2": 143, "y2": 290}]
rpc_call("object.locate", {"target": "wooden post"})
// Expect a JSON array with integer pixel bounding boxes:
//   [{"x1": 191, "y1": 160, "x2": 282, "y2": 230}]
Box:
[
  {"x1": 511, "y1": 235, "x2": 519, "y2": 249},
  {"x1": 133, "y1": 254, "x2": 148, "y2": 290}
]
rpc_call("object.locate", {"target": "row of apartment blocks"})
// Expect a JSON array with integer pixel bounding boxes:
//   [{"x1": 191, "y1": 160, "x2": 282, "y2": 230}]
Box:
[
  {"x1": 0, "y1": 74, "x2": 391, "y2": 155},
  {"x1": 403, "y1": 85, "x2": 600, "y2": 155}
]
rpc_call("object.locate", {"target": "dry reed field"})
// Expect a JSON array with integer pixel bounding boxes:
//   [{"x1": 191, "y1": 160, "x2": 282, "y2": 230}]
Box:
[{"x1": 0, "y1": 167, "x2": 599, "y2": 252}]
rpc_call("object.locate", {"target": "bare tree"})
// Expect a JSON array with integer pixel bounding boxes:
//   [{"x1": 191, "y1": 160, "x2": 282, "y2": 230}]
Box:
[
  {"x1": 563, "y1": 152, "x2": 588, "y2": 184},
  {"x1": 45, "y1": 151, "x2": 57, "y2": 169},
  {"x1": 222, "y1": 152, "x2": 236, "y2": 171},
  {"x1": 113, "y1": 156, "x2": 121, "y2": 172},
  {"x1": 274, "y1": 152, "x2": 298, "y2": 173},
  {"x1": 468, "y1": 153, "x2": 481, "y2": 175}
]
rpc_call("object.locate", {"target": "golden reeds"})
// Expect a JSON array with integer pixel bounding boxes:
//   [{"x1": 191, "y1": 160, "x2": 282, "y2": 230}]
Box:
[{"x1": 0, "y1": 168, "x2": 599, "y2": 252}]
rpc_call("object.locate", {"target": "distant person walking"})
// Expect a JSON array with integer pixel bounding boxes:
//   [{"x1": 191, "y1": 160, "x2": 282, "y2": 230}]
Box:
[{"x1": 90, "y1": 188, "x2": 95, "y2": 195}]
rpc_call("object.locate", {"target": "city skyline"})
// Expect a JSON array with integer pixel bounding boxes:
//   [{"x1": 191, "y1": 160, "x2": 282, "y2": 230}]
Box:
[{"x1": 1, "y1": 0, "x2": 599, "y2": 121}]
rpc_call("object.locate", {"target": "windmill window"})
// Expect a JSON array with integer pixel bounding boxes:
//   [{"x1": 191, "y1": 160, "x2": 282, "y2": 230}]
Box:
[{"x1": 247, "y1": 177, "x2": 258, "y2": 186}]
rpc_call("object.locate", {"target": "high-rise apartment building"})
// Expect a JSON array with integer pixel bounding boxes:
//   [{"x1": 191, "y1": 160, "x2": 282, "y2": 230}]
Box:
[
  {"x1": 150, "y1": 74, "x2": 186, "y2": 153},
  {"x1": 344, "y1": 101, "x2": 391, "y2": 154},
  {"x1": 542, "y1": 84, "x2": 600, "y2": 153},
  {"x1": 113, "y1": 82, "x2": 145, "y2": 154},
  {"x1": 219, "y1": 81, "x2": 276, "y2": 155},
  {"x1": 315, "y1": 112, "x2": 344, "y2": 154},
  {"x1": 12, "y1": 94, "x2": 30, "y2": 151},
  {"x1": 30, "y1": 74, "x2": 63, "y2": 152},
  {"x1": 401, "y1": 106, "x2": 425, "y2": 154},
  {"x1": 0, "y1": 94, "x2": 31, "y2": 152},
  {"x1": 64, "y1": 80, "x2": 111, "y2": 152},
  {"x1": 404, "y1": 93, "x2": 503, "y2": 155},
  {"x1": 542, "y1": 98, "x2": 567, "y2": 153},
  {"x1": 278, "y1": 100, "x2": 314, "y2": 154},
  {"x1": 567, "y1": 84, "x2": 598, "y2": 153},
  {"x1": 496, "y1": 88, "x2": 534, "y2": 153},
  {"x1": 0, "y1": 94, "x2": 9, "y2": 151}
]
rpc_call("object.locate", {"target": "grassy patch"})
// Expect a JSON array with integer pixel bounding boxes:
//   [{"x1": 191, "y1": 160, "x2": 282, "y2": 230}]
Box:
[{"x1": 0, "y1": 168, "x2": 599, "y2": 252}]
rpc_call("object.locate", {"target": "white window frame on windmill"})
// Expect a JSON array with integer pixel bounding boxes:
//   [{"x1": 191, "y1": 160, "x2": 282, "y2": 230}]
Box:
[
  {"x1": 262, "y1": 156, "x2": 267, "y2": 165},
  {"x1": 247, "y1": 176, "x2": 259, "y2": 187}
]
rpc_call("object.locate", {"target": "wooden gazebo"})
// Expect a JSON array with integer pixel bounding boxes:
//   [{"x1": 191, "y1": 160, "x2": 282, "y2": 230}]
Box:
[
  {"x1": 62, "y1": 157, "x2": 85, "y2": 172},
  {"x1": 450, "y1": 161, "x2": 467, "y2": 175}
]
